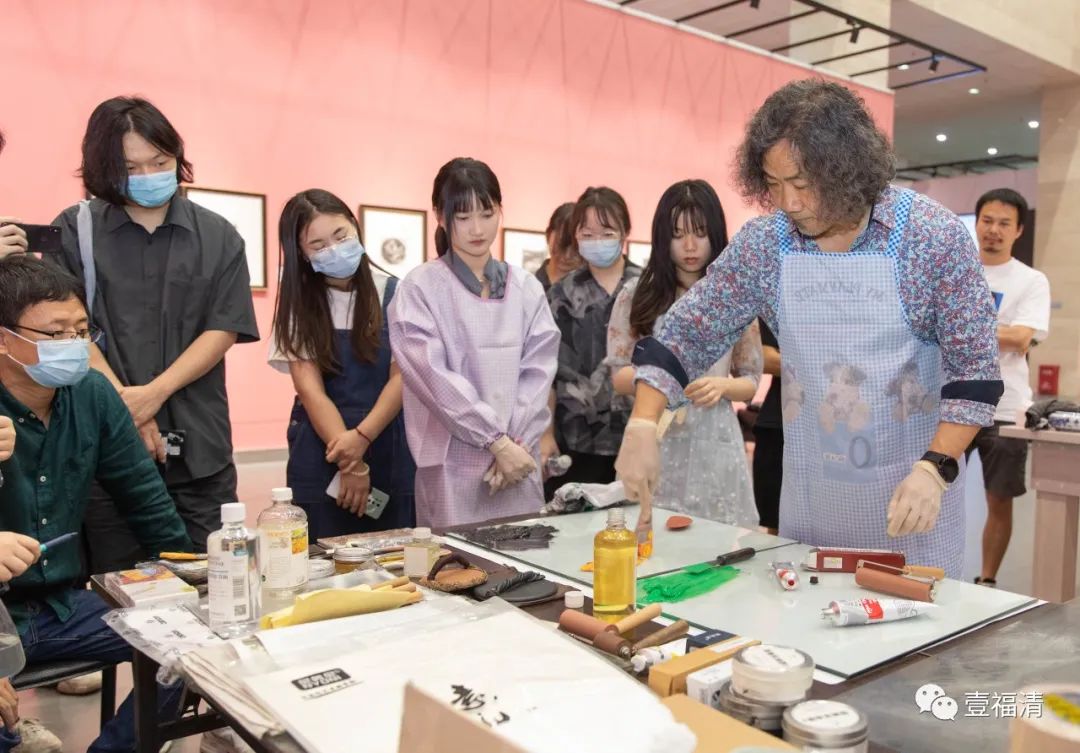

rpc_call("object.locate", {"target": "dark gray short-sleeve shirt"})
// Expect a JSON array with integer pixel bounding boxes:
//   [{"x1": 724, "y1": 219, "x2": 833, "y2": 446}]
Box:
[{"x1": 51, "y1": 196, "x2": 260, "y2": 481}]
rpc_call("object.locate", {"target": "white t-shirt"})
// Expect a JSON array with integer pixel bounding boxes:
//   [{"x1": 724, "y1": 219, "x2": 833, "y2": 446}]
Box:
[
  {"x1": 267, "y1": 271, "x2": 390, "y2": 373},
  {"x1": 982, "y1": 258, "x2": 1050, "y2": 422}
]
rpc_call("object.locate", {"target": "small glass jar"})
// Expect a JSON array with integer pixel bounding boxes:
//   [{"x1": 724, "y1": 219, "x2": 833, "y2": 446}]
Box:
[{"x1": 334, "y1": 545, "x2": 375, "y2": 574}]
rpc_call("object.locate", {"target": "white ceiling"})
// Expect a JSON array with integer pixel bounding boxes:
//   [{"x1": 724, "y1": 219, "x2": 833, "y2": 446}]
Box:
[{"x1": 613, "y1": 0, "x2": 1080, "y2": 172}]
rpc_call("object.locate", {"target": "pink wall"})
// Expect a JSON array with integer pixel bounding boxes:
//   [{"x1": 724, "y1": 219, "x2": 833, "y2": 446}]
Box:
[
  {"x1": 902, "y1": 168, "x2": 1038, "y2": 214},
  {"x1": 0, "y1": 0, "x2": 893, "y2": 451}
]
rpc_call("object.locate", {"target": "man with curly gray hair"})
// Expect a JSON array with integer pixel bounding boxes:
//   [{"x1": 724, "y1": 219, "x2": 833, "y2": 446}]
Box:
[{"x1": 615, "y1": 79, "x2": 1003, "y2": 578}]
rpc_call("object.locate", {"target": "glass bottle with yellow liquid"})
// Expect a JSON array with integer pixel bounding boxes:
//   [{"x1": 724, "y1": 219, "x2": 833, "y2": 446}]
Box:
[{"x1": 592, "y1": 507, "x2": 637, "y2": 621}]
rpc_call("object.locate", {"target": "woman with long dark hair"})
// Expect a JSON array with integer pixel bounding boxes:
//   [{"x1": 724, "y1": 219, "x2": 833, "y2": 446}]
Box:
[
  {"x1": 607, "y1": 179, "x2": 761, "y2": 524},
  {"x1": 270, "y1": 189, "x2": 415, "y2": 536},
  {"x1": 388, "y1": 158, "x2": 559, "y2": 527}
]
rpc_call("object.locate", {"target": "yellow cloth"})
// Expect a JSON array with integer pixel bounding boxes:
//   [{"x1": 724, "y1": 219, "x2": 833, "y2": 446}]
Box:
[{"x1": 259, "y1": 585, "x2": 420, "y2": 629}]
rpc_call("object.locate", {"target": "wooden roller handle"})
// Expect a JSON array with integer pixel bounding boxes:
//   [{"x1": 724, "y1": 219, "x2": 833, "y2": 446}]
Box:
[
  {"x1": 904, "y1": 565, "x2": 945, "y2": 581},
  {"x1": 632, "y1": 620, "x2": 689, "y2": 652},
  {"x1": 613, "y1": 603, "x2": 662, "y2": 634},
  {"x1": 374, "y1": 575, "x2": 411, "y2": 591}
]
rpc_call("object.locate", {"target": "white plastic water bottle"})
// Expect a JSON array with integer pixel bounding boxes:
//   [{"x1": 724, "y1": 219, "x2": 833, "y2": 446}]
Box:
[
  {"x1": 257, "y1": 488, "x2": 309, "y2": 610},
  {"x1": 207, "y1": 502, "x2": 258, "y2": 637}
]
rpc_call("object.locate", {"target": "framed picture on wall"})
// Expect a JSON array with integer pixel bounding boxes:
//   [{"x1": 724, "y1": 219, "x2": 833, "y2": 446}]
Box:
[
  {"x1": 628, "y1": 241, "x2": 651, "y2": 268},
  {"x1": 184, "y1": 187, "x2": 268, "y2": 289},
  {"x1": 360, "y1": 205, "x2": 427, "y2": 279},
  {"x1": 501, "y1": 228, "x2": 548, "y2": 275}
]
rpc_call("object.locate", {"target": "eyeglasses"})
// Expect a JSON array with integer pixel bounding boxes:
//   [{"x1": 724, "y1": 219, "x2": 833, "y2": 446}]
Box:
[{"x1": 8, "y1": 324, "x2": 103, "y2": 343}]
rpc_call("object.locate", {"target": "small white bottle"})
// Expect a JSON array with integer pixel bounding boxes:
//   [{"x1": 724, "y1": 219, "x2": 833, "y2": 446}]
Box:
[
  {"x1": 207, "y1": 502, "x2": 259, "y2": 637},
  {"x1": 257, "y1": 487, "x2": 309, "y2": 608},
  {"x1": 403, "y1": 527, "x2": 440, "y2": 578}
]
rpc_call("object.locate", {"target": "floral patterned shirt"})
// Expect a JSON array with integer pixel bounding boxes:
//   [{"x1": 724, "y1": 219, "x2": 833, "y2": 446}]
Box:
[
  {"x1": 633, "y1": 185, "x2": 1002, "y2": 426},
  {"x1": 606, "y1": 276, "x2": 762, "y2": 388}
]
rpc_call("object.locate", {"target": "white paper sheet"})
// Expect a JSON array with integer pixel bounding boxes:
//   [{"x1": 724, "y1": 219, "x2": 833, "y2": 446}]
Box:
[{"x1": 244, "y1": 610, "x2": 696, "y2": 753}]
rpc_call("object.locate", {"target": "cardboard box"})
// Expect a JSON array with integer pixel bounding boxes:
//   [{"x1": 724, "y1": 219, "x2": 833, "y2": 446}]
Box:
[
  {"x1": 661, "y1": 694, "x2": 796, "y2": 752},
  {"x1": 686, "y1": 662, "x2": 734, "y2": 708},
  {"x1": 648, "y1": 638, "x2": 758, "y2": 697}
]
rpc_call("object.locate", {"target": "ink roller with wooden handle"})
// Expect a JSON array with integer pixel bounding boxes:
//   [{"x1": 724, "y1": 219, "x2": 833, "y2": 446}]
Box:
[
  {"x1": 612, "y1": 603, "x2": 662, "y2": 635},
  {"x1": 854, "y1": 560, "x2": 937, "y2": 602},
  {"x1": 556, "y1": 610, "x2": 633, "y2": 659},
  {"x1": 632, "y1": 620, "x2": 689, "y2": 652}
]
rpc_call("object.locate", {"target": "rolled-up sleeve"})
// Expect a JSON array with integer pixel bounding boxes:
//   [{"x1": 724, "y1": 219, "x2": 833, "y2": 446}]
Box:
[
  {"x1": 207, "y1": 226, "x2": 260, "y2": 343},
  {"x1": 633, "y1": 229, "x2": 767, "y2": 407},
  {"x1": 930, "y1": 218, "x2": 1003, "y2": 426}
]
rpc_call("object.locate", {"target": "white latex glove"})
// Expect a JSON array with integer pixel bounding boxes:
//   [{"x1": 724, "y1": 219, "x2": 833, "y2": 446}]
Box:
[
  {"x1": 886, "y1": 462, "x2": 946, "y2": 537},
  {"x1": 615, "y1": 417, "x2": 660, "y2": 511},
  {"x1": 483, "y1": 462, "x2": 507, "y2": 496},
  {"x1": 489, "y1": 435, "x2": 536, "y2": 487}
]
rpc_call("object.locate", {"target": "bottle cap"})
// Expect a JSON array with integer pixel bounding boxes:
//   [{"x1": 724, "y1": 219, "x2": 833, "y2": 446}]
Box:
[
  {"x1": 220, "y1": 503, "x2": 246, "y2": 524},
  {"x1": 607, "y1": 507, "x2": 625, "y2": 527},
  {"x1": 564, "y1": 591, "x2": 585, "y2": 609},
  {"x1": 413, "y1": 527, "x2": 432, "y2": 539},
  {"x1": 270, "y1": 487, "x2": 293, "y2": 502}
]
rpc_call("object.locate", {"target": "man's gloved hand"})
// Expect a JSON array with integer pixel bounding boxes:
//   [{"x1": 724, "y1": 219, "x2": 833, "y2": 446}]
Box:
[
  {"x1": 886, "y1": 461, "x2": 946, "y2": 537},
  {"x1": 615, "y1": 416, "x2": 660, "y2": 512}
]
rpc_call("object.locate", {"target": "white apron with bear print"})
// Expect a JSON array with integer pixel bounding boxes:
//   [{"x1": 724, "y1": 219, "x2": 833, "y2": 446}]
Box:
[{"x1": 774, "y1": 188, "x2": 965, "y2": 577}]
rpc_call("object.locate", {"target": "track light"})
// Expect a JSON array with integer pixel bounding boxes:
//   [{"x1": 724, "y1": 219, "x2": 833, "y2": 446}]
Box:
[
  {"x1": 849, "y1": 25, "x2": 861, "y2": 44},
  {"x1": 749, "y1": 0, "x2": 760, "y2": 8},
  {"x1": 929, "y1": 55, "x2": 940, "y2": 72}
]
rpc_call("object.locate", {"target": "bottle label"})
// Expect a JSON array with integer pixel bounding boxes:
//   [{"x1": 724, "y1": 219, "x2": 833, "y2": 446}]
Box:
[
  {"x1": 260, "y1": 527, "x2": 309, "y2": 589},
  {"x1": 209, "y1": 541, "x2": 252, "y2": 624}
]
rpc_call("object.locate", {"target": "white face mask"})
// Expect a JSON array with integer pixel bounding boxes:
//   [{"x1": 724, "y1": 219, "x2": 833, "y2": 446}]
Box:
[{"x1": 578, "y1": 238, "x2": 623, "y2": 268}]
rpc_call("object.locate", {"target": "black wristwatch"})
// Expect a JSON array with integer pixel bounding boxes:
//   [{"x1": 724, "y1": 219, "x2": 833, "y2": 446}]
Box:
[{"x1": 920, "y1": 451, "x2": 959, "y2": 485}]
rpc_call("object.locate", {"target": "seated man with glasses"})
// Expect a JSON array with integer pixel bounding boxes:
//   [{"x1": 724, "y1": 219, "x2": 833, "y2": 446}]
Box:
[{"x1": 0, "y1": 255, "x2": 192, "y2": 753}]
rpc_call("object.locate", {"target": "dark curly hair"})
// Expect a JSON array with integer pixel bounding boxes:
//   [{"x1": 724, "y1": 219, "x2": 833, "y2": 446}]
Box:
[{"x1": 735, "y1": 79, "x2": 895, "y2": 226}]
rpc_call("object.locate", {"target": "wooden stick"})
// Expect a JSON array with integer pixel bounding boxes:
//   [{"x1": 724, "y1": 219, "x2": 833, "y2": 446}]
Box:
[
  {"x1": 613, "y1": 603, "x2": 661, "y2": 634},
  {"x1": 632, "y1": 620, "x2": 689, "y2": 652}
]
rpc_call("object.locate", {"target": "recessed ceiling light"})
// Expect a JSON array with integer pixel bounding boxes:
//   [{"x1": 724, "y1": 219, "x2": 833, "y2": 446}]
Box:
[
  {"x1": 898, "y1": 64, "x2": 910, "y2": 71},
  {"x1": 968, "y1": 87, "x2": 980, "y2": 95},
  {"x1": 987, "y1": 147, "x2": 998, "y2": 155},
  {"x1": 1028, "y1": 120, "x2": 1040, "y2": 129},
  {"x1": 936, "y1": 133, "x2": 947, "y2": 142}
]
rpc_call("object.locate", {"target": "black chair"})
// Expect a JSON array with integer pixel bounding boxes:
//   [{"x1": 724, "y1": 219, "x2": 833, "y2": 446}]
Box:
[{"x1": 12, "y1": 660, "x2": 118, "y2": 729}]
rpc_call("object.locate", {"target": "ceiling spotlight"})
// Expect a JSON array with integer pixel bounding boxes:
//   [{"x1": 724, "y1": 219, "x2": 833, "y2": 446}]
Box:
[
  {"x1": 1028, "y1": 120, "x2": 1040, "y2": 129},
  {"x1": 929, "y1": 55, "x2": 940, "y2": 72},
  {"x1": 849, "y1": 25, "x2": 861, "y2": 44},
  {"x1": 936, "y1": 133, "x2": 947, "y2": 142},
  {"x1": 987, "y1": 147, "x2": 998, "y2": 155},
  {"x1": 749, "y1": 0, "x2": 760, "y2": 7},
  {"x1": 968, "y1": 87, "x2": 980, "y2": 95},
  {"x1": 898, "y1": 63, "x2": 910, "y2": 71}
]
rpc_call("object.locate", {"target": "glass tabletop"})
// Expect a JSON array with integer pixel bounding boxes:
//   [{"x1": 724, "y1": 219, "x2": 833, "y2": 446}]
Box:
[{"x1": 447, "y1": 507, "x2": 794, "y2": 586}]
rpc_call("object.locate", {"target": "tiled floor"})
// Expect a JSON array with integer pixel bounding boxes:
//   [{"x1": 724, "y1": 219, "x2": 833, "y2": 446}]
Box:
[{"x1": 15, "y1": 457, "x2": 1080, "y2": 750}]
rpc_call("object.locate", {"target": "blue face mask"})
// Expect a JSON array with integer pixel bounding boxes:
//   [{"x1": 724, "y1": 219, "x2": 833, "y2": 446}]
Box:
[
  {"x1": 578, "y1": 238, "x2": 623, "y2": 268},
  {"x1": 126, "y1": 170, "x2": 178, "y2": 208},
  {"x1": 309, "y1": 237, "x2": 366, "y2": 279},
  {"x1": 4, "y1": 330, "x2": 91, "y2": 388}
]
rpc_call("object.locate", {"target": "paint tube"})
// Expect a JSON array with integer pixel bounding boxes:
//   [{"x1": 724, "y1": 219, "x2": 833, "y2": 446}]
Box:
[
  {"x1": 821, "y1": 598, "x2": 939, "y2": 627},
  {"x1": 629, "y1": 646, "x2": 679, "y2": 674},
  {"x1": 771, "y1": 561, "x2": 799, "y2": 590}
]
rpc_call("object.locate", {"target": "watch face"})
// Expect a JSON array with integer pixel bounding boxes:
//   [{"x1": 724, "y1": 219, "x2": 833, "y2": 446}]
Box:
[{"x1": 939, "y1": 457, "x2": 960, "y2": 483}]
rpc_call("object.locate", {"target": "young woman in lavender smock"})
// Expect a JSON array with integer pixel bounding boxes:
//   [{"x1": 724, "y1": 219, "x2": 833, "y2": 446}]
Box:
[{"x1": 388, "y1": 158, "x2": 560, "y2": 528}]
